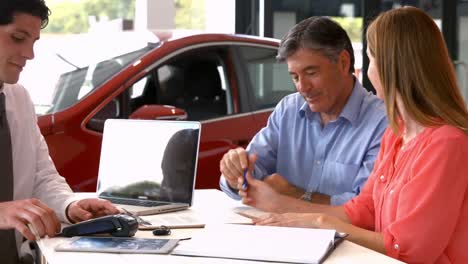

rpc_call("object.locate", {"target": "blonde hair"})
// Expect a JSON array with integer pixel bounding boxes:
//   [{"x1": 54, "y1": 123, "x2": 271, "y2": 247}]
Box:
[{"x1": 367, "y1": 6, "x2": 468, "y2": 134}]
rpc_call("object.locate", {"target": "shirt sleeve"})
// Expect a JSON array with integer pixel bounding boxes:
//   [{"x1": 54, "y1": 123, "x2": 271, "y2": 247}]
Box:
[
  {"x1": 219, "y1": 176, "x2": 241, "y2": 200},
  {"x1": 382, "y1": 130, "x2": 468, "y2": 263},
  {"x1": 245, "y1": 101, "x2": 284, "y2": 179},
  {"x1": 23, "y1": 88, "x2": 78, "y2": 223},
  {"x1": 343, "y1": 128, "x2": 391, "y2": 230},
  {"x1": 219, "y1": 98, "x2": 285, "y2": 198},
  {"x1": 331, "y1": 115, "x2": 388, "y2": 205}
]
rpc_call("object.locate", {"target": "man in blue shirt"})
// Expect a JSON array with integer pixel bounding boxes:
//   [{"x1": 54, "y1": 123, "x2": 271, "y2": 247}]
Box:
[{"x1": 219, "y1": 17, "x2": 387, "y2": 212}]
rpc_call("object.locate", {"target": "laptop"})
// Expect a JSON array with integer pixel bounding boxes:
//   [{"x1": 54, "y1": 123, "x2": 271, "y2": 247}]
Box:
[{"x1": 96, "y1": 119, "x2": 201, "y2": 216}]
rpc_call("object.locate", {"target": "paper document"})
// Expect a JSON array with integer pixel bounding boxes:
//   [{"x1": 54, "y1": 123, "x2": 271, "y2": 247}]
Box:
[
  {"x1": 138, "y1": 205, "x2": 253, "y2": 230},
  {"x1": 233, "y1": 205, "x2": 269, "y2": 219},
  {"x1": 139, "y1": 210, "x2": 205, "y2": 229},
  {"x1": 172, "y1": 224, "x2": 345, "y2": 263}
]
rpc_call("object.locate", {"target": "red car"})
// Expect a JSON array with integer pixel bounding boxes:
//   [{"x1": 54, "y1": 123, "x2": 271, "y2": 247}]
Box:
[{"x1": 37, "y1": 32, "x2": 295, "y2": 192}]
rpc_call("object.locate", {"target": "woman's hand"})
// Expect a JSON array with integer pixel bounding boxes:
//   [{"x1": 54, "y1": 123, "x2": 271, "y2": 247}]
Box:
[{"x1": 253, "y1": 212, "x2": 343, "y2": 230}]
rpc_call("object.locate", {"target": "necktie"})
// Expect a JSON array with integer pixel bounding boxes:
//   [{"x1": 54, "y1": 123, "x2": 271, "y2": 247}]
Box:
[{"x1": 0, "y1": 92, "x2": 19, "y2": 263}]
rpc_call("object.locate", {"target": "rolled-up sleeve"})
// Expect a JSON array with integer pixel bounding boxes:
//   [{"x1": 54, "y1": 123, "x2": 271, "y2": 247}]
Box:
[
  {"x1": 381, "y1": 134, "x2": 468, "y2": 263},
  {"x1": 343, "y1": 129, "x2": 388, "y2": 229},
  {"x1": 343, "y1": 172, "x2": 377, "y2": 231}
]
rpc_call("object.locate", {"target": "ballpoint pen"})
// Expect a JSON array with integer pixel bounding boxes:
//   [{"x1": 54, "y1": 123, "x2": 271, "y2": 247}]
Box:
[
  {"x1": 28, "y1": 223, "x2": 45, "y2": 250},
  {"x1": 242, "y1": 168, "x2": 248, "y2": 189},
  {"x1": 28, "y1": 223, "x2": 41, "y2": 241},
  {"x1": 242, "y1": 153, "x2": 249, "y2": 190}
]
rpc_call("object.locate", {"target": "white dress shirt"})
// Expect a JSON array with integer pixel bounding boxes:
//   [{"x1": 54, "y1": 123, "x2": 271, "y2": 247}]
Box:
[{"x1": 2, "y1": 83, "x2": 78, "y2": 251}]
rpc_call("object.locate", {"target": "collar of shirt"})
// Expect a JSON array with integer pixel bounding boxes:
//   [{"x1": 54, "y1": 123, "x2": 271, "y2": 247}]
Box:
[{"x1": 298, "y1": 79, "x2": 366, "y2": 126}]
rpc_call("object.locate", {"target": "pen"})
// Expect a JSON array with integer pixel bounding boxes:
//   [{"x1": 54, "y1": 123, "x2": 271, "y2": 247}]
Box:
[
  {"x1": 242, "y1": 154, "x2": 249, "y2": 189},
  {"x1": 28, "y1": 223, "x2": 41, "y2": 241},
  {"x1": 28, "y1": 223, "x2": 45, "y2": 250}
]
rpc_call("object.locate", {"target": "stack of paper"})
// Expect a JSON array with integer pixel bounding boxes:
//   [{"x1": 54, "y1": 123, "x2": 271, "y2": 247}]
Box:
[
  {"x1": 138, "y1": 207, "x2": 253, "y2": 230},
  {"x1": 172, "y1": 224, "x2": 344, "y2": 263},
  {"x1": 139, "y1": 210, "x2": 206, "y2": 229},
  {"x1": 233, "y1": 205, "x2": 269, "y2": 219}
]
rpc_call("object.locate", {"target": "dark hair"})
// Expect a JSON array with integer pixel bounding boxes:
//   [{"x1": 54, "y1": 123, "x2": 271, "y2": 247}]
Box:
[
  {"x1": 0, "y1": 0, "x2": 51, "y2": 29},
  {"x1": 277, "y1": 16, "x2": 355, "y2": 74}
]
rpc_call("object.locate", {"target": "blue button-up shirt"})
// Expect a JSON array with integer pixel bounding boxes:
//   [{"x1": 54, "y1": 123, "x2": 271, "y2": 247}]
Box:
[{"x1": 220, "y1": 80, "x2": 388, "y2": 205}]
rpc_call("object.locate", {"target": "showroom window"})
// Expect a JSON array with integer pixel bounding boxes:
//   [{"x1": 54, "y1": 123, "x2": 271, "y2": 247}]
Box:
[{"x1": 238, "y1": 46, "x2": 295, "y2": 111}]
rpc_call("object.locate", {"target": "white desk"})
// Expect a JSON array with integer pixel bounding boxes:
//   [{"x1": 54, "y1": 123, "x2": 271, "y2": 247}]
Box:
[{"x1": 38, "y1": 189, "x2": 404, "y2": 264}]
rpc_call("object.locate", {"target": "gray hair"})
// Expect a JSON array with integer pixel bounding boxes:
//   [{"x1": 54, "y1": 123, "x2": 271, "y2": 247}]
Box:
[{"x1": 277, "y1": 16, "x2": 355, "y2": 73}]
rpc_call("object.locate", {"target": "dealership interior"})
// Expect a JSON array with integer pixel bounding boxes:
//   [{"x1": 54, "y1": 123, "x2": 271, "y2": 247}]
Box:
[
  {"x1": 4, "y1": 0, "x2": 468, "y2": 263},
  {"x1": 135, "y1": 0, "x2": 468, "y2": 99}
]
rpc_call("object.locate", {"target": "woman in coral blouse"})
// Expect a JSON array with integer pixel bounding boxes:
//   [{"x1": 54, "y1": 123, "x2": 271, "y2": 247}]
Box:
[{"x1": 243, "y1": 6, "x2": 468, "y2": 263}]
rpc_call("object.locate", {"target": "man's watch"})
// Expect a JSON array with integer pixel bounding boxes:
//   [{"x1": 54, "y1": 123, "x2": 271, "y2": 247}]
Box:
[{"x1": 300, "y1": 191, "x2": 313, "y2": 202}]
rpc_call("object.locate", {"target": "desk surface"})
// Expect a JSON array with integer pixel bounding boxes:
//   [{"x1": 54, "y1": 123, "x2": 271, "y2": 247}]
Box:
[{"x1": 39, "y1": 189, "x2": 404, "y2": 264}]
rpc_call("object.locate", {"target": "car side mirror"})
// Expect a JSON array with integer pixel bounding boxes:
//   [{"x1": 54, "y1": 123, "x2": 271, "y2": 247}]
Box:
[
  {"x1": 87, "y1": 99, "x2": 120, "y2": 132},
  {"x1": 129, "y1": 105, "x2": 187, "y2": 120}
]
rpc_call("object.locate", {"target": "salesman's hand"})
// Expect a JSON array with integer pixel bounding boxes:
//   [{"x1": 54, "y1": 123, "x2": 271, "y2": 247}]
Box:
[
  {"x1": 220, "y1": 147, "x2": 250, "y2": 190},
  {"x1": 66, "y1": 198, "x2": 120, "y2": 223},
  {"x1": 0, "y1": 199, "x2": 60, "y2": 241}
]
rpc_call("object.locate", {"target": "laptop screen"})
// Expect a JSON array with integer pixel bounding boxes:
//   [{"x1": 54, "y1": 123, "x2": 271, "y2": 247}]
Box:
[{"x1": 97, "y1": 119, "x2": 201, "y2": 204}]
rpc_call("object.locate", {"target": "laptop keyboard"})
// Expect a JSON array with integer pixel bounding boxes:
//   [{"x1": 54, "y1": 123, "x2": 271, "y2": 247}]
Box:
[{"x1": 105, "y1": 197, "x2": 168, "y2": 207}]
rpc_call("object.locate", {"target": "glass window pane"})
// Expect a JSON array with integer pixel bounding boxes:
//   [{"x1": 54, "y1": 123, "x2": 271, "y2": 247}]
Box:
[
  {"x1": 458, "y1": 1, "x2": 468, "y2": 103},
  {"x1": 239, "y1": 46, "x2": 295, "y2": 110},
  {"x1": 268, "y1": 0, "x2": 364, "y2": 81}
]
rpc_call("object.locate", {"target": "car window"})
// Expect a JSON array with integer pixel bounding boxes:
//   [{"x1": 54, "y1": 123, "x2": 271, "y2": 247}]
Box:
[
  {"x1": 47, "y1": 45, "x2": 155, "y2": 114},
  {"x1": 129, "y1": 50, "x2": 232, "y2": 121},
  {"x1": 238, "y1": 46, "x2": 295, "y2": 110},
  {"x1": 130, "y1": 76, "x2": 148, "y2": 98},
  {"x1": 86, "y1": 49, "x2": 234, "y2": 132}
]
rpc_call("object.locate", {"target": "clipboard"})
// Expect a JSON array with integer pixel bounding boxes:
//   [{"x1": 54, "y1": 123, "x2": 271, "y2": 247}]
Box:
[{"x1": 172, "y1": 224, "x2": 346, "y2": 264}]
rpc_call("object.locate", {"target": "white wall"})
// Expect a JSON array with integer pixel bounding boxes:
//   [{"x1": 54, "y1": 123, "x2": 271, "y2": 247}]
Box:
[
  {"x1": 135, "y1": 0, "x2": 175, "y2": 30},
  {"x1": 205, "y1": 0, "x2": 235, "y2": 33}
]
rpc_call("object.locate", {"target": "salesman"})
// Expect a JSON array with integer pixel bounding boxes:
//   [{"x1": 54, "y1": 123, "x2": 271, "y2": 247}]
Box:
[{"x1": 0, "y1": 1, "x2": 120, "y2": 263}]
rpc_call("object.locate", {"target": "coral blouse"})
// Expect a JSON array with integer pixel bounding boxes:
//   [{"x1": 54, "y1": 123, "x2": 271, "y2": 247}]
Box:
[{"x1": 344, "y1": 125, "x2": 468, "y2": 263}]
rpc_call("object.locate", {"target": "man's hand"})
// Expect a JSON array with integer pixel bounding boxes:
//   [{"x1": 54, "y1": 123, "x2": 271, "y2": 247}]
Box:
[
  {"x1": 0, "y1": 199, "x2": 60, "y2": 241},
  {"x1": 264, "y1": 174, "x2": 331, "y2": 204},
  {"x1": 310, "y1": 192, "x2": 331, "y2": 205},
  {"x1": 220, "y1": 147, "x2": 250, "y2": 190},
  {"x1": 66, "y1": 198, "x2": 120, "y2": 223},
  {"x1": 263, "y1": 173, "x2": 304, "y2": 198},
  {"x1": 239, "y1": 156, "x2": 289, "y2": 213}
]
